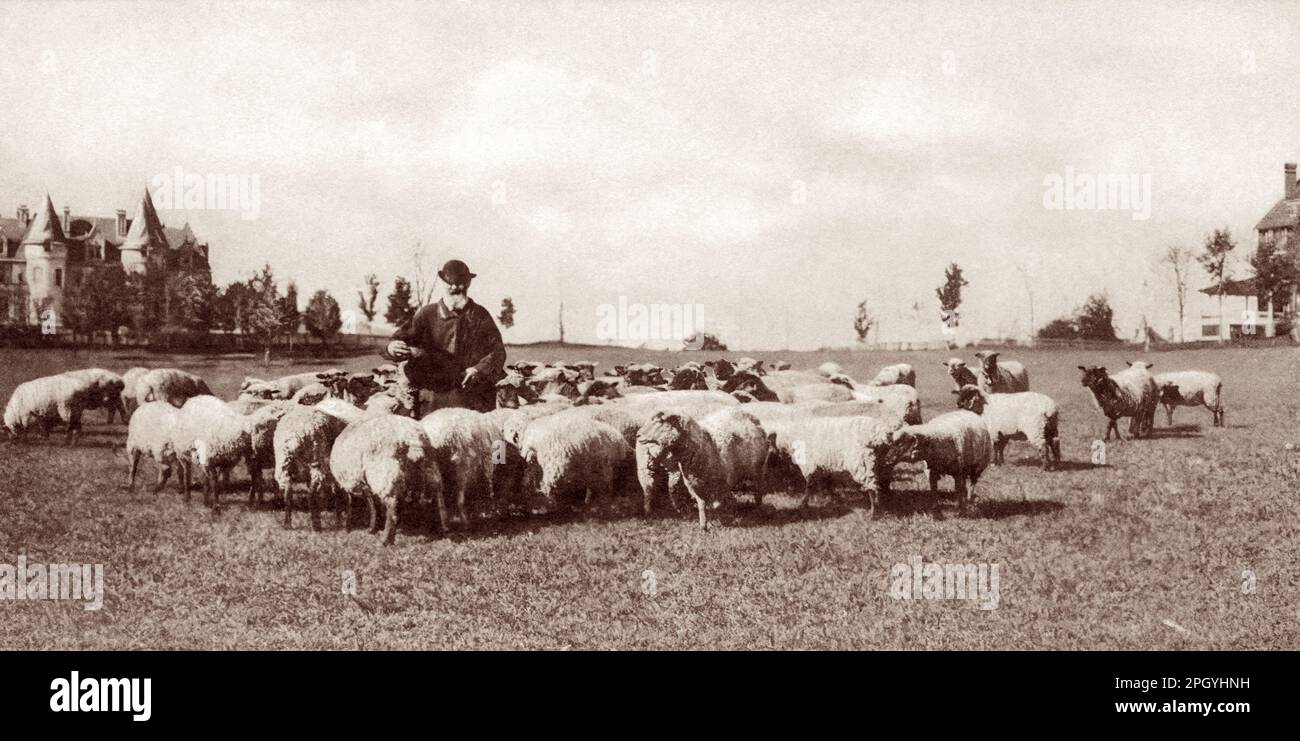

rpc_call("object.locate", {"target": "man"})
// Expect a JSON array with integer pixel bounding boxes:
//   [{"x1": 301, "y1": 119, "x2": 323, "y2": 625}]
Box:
[{"x1": 383, "y1": 259, "x2": 506, "y2": 413}]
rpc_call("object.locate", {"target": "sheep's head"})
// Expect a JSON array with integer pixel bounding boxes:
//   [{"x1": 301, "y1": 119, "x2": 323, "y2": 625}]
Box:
[
  {"x1": 720, "y1": 370, "x2": 778, "y2": 401},
  {"x1": 528, "y1": 367, "x2": 581, "y2": 399},
  {"x1": 1125, "y1": 360, "x2": 1154, "y2": 371},
  {"x1": 569, "y1": 361, "x2": 598, "y2": 382},
  {"x1": 575, "y1": 378, "x2": 622, "y2": 405},
  {"x1": 1077, "y1": 365, "x2": 1111, "y2": 392},
  {"x1": 953, "y1": 384, "x2": 987, "y2": 414},
  {"x1": 827, "y1": 372, "x2": 856, "y2": 390},
  {"x1": 507, "y1": 360, "x2": 543, "y2": 378},
  {"x1": 734, "y1": 357, "x2": 765, "y2": 376},
  {"x1": 621, "y1": 363, "x2": 666, "y2": 387},
  {"x1": 705, "y1": 358, "x2": 736, "y2": 382},
  {"x1": 316, "y1": 370, "x2": 350, "y2": 398},
  {"x1": 974, "y1": 351, "x2": 1000, "y2": 374},
  {"x1": 495, "y1": 373, "x2": 539, "y2": 409},
  {"x1": 344, "y1": 373, "x2": 384, "y2": 405},
  {"x1": 771, "y1": 360, "x2": 791, "y2": 371},
  {"x1": 668, "y1": 363, "x2": 708, "y2": 390},
  {"x1": 636, "y1": 412, "x2": 690, "y2": 465},
  {"x1": 730, "y1": 389, "x2": 759, "y2": 404},
  {"x1": 886, "y1": 428, "x2": 926, "y2": 463},
  {"x1": 374, "y1": 373, "x2": 417, "y2": 416}
]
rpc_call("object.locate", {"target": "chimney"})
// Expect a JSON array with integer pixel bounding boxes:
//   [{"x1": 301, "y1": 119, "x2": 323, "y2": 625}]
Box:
[
  {"x1": 17, "y1": 205, "x2": 29, "y2": 226},
  {"x1": 62, "y1": 206, "x2": 70, "y2": 232},
  {"x1": 1287, "y1": 163, "x2": 1298, "y2": 200},
  {"x1": 116, "y1": 209, "x2": 127, "y2": 237}
]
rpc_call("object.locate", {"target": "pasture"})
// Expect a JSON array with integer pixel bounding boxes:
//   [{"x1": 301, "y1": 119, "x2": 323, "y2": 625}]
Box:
[{"x1": 1, "y1": 343, "x2": 1297, "y2": 649}]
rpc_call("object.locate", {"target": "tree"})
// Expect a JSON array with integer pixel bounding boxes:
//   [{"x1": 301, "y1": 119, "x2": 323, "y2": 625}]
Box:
[
  {"x1": 1037, "y1": 317, "x2": 1078, "y2": 340},
  {"x1": 357, "y1": 273, "x2": 380, "y2": 322},
  {"x1": 1161, "y1": 245, "x2": 1193, "y2": 342},
  {"x1": 411, "y1": 242, "x2": 437, "y2": 307},
  {"x1": 853, "y1": 299, "x2": 875, "y2": 343},
  {"x1": 304, "y1": 290, "x2": 342, "y2": 345},
  {"x1": 241, "y1": 264, "x2": 282, "y2": 362},
  {"x1": 168, "y1": 271, "x2": 217, "y2": 332},
  {"x1": 385, "y1": 276, "x2": 415, "y2": 326},
  {"x1": 935, "y1": 262, "x2": 968, "y2": 327},
  {"x1": 213, "y1": 281, "x2": 249, "y2": 334},
  {"x1": 1075, "y1": 293, "x2": 1118, "y2": 341},
  {"x1": 1250, "y1": 237, "x2": 1297, "y2": 335},
  {"x1": 1198, "y1": 228, "x2": 1237, "y2": 344},
  {"x1": 498, "y1": 297, "x2": 516, "y2": 330}
]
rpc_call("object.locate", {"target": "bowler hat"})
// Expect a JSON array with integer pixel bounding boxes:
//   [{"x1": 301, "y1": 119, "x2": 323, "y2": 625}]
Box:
[{"x1": 438, "y1": 259, "x2": 476, "y2": 284}]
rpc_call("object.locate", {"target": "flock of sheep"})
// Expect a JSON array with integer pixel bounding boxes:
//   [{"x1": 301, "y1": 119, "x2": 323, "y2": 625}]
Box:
[{"x1": 1, "y1": 349, "x2": 1226, "y2": 545}]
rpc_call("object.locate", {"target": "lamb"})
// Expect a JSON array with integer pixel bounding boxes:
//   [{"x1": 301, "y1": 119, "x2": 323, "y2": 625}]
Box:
[
  {"x1": 973, "y1": 351, "x2": 1029, "y2": 393},
  {"x1": 124, "y1": 401, "x2": 186, "y2": 494},
  {"x1": 887, "y1": 411, "x2": 993, "y2": 513},
  {"x1": 1078, "y1": 364, "x2": 1159, "y2": 440},
  {"x1": 238, "y1": 371, "x2": 332, "y2": 400},
  {"x1": 516, "y1": 413, "x2": 633, "y2": 514},
  {"x1": 635, "y1": 410, "x2": 764, "y2": 527},
  {"x1": 329, "y1": 414, "x2": 448, "y2": 546},
  {"x1": 3, "y1": 373, "x2": 97, "y2": 444},
  {"x1": 941, "y1": 358, "x2": 979, "y2": 390},
  {"x1": 63, "y1": 368, "x2": 128, "y2": 424},
  {"x1": 865, "y1": 363, "x2": 916, "y2": 388},
  {"x1": 954, "y1": 385, "x2": 1060, "y2": 470},
  {"x1": 1154, "y1": 370, "x2": 1224, "y2": 427},
  {"x1": 120, "y1": 367, "x2": 150, "y2": 419},
  {"x1": 136, "y1": 368, "x2": 211, "y2": 408},
  {"x1": 419, "y1": 408, "x2": 500, "y2": 528},
  {"x1": 761, "y1": 415, "x2": 896, "y2": 515}
]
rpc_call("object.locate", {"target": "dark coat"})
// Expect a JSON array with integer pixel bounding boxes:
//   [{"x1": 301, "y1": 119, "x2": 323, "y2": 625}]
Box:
[{"x1": 383, "y1": 299, "x2": 506, "y2": 407}]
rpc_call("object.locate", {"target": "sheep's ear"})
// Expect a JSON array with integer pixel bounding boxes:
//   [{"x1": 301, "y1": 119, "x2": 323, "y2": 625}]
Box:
[
  {"x1": 1124, "y1": 361, "x2": 1132, "y2": 366},
  {"x1": 951, "y1": 389, "x2": 960, "y2": 395},
  {"x1": 1077, "y1": 366, "x2": 1088, "y2": 371}
]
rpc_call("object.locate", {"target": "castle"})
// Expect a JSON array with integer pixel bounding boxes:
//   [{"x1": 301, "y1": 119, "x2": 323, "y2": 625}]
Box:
[{"x1": 0, "y1": 189, "x2": 210, "y2": 328}]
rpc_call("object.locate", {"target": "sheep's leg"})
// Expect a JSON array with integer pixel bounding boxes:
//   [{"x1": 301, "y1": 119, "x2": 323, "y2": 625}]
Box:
[
  {"x1": 367, "y1": 496, "x2": 380, "y2": 534},
  {"x1": 955, "y1": 476, "x2": 970, "y2": 515},
  {"x1": 430, "y1": 486, "x2": 450, "y2": 536},
  {"x1": 678, "y1": 463, "x2": 709, "y2": 530},
  {"x1": 381, "y1": 497, "x2": 398, "y2": 546},
  {"x1": 126, "y1": 448, "x2": 141, "y2": 490},
  {"x1": 344, "y1": 492, "x2": 355, "y2": 532},
  {"x1": 1164, "y1": 404, "x2": 1174, "y2": 426},
  {"x1": 457, "y1": 486, "x2": 471, "y2": 530},
  {"x1": 994, "y1": 438, "x2": 1006, "y2": 465},
  {"x1": 247, "y1": 465, "x2": 261, "y2": 508},
  {"x1": 1039, "y1": 442, "x2": 1052, "y2": 471},
  {"x1": 282, "y1": 479, "x2": 295, "y2": 529},
  {"x1": 307, "y1": 478, "x2": 323, "y2": 533},
  {"x1": 153, "y1": 463, "x2": 172, "y2": 494},
  {"x1": 798, "y1": 476, "x2": 815, "y2": 509},
  {"x1": 178, "y1": 458, "x2": 191, "y2": 501}
]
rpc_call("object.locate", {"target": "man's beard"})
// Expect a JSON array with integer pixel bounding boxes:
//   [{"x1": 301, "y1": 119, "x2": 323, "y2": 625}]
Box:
[{"x1": 445, "y1": 291, "x2": 469, "y2": 310}]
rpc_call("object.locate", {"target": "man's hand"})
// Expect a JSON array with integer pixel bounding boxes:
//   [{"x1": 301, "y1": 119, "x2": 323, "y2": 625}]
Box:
[
  {"x1": 461, "y1": 367, "x2": 481, "y2": 388},
  {"x1": 386, "y1": 340, "x2": 412, "y2": 360}
]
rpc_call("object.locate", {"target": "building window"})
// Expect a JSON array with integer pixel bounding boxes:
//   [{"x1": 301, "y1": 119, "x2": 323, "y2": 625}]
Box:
[
  {"x1": 1201, "y1": 324, "x2": 1219, "y2": 338},
  {"x1": 54, "y1": 269, "x2": 63, "y2": 288}
]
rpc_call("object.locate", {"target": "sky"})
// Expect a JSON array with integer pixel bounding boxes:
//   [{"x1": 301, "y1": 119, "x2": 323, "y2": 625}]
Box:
[{"x1": 1, "y1": 0, "x2": 1298, "y2": 349}]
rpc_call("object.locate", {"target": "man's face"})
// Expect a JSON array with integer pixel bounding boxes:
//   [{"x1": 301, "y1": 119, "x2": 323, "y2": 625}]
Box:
[{"x1": 446, "y1": 277, "x2": 471, "y2": 296}]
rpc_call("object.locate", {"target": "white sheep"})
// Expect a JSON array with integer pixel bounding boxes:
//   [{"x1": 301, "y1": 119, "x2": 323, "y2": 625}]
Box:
[
  {"x1": 3, "y1": 373, "x2": 97, "y2": 444},
  {"x1": 973, "y1": 351, "x2": 1029, "y2": 393},
  {"x1": 761, "y1": 415, "x2": 896, "y2": 515},
  {"x1": 635, "y1": 409, "x2": 765, "y2": 527},
  {"x1": 124, "y1": 401, "x2": 185, "y2": 494},
  {"x1": 419, "y1": 408, "x2": 500, "y2": 527},
  {"x1": 816, "y1": 361, "x2": 845, "y2": 378},
  {"x1": 1078, "y1": 363, "x2": 1158, "y2": 440},
  {"x1": 170, "y1": 395, "x2": 261, "y2": 509},
  {"x1": 865, "y1": 363, "x2": 916, "y2": 388},
  {"x1": 136, "y1": 368, "x2": 211, "y2": 408},
  {"x1": 1154, "y1": 369, "x2": 1224, "y2": 427},
  {"x1": 722, "y1": 370, "x2": 854, "y2": 404},
  {"x1": 844, "y1": 383, "x2": 922, "y2": 425},
  {"x1": 954, "y1": 385, "x2": 1060, "y2": 470},
  {"x1": 330, "y1": 414, "x2": 448, "y2": 546},
  {"x1": 517, "y1": 413, "x2": 633, "y2": 513},
  {"x1": 887, "y1": 410, "x2": 993, "y2": 513},
  {"x1": 697, "y1": 407, "x2": 771, "y2": 505},
  {"x1": 239, "y1": 371, "x2": 332, "y2": 400}
]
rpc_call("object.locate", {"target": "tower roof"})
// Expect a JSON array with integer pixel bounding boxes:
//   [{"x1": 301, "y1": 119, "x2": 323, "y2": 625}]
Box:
[
  {"x1": 21, "y1": 194, "x2": 66, "y2": 245},
  {"x1": 120, "y1": 188, "x2": 169, "y2": 252}
]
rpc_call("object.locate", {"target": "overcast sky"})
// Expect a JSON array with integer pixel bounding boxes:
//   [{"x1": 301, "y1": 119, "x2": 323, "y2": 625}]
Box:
[{"x1": 1, "y1": 0, "x2": 1298, "y2": 349}]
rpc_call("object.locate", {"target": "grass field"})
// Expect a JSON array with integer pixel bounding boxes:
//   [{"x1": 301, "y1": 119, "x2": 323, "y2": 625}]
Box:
[{"x1": 1, "y1": 343, "x2": 1298, "y2": 649}]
